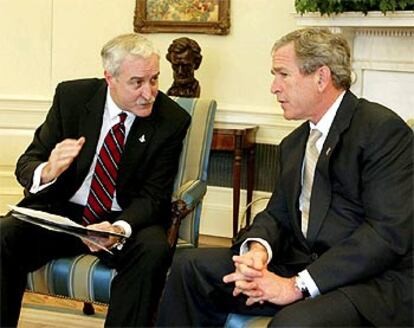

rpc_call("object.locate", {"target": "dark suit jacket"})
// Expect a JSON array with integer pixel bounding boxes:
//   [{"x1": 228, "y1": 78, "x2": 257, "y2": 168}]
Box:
[
  {"x1": 234, "y1": 91, "x2": 413, "y2": 326},
  {"x1": 15, "y1": 78, "x2": 191, "y2": 231}
]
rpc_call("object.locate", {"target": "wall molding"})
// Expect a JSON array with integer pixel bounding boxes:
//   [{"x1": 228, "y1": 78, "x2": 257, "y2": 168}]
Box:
[
  {"x1": 200, "y1": 186, "x2": 271, "y2": 238},
  {"x1": 216, "y1": 102, "x2": 300, "y2": 144},
  {"x1": 0, "y1": 96, "x2": 50, "y2": 130},
  {"x1": 0, "y1": 96, "x2": 299, "y2": 144}
]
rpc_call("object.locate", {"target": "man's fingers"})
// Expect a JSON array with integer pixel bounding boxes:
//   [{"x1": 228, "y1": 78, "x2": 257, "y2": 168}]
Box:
[
  {"x1": 77, "y1": 136, "x2": 86, "y2": 146},
  {"x1": 233, "y1": 253, "x2": 266, "y2": 271},
  {"x1": 223, "y1": 272, "x2": 247, "y2": 284},
  {"x1": 235, "y1": 263, "x2": 263, "y2": 279},
  {"x1": 233, "y1": 255, "x2": 253, "y2": 266},
  {"x1": 233, "y1": 287, "x2": 242, "y2": 297},
  {"x1": 251, "y1": 252, "x2": 266, "y2": 270},
  {"x1": 246, "y1": 296, "x2": 264, "y2": 306},
  {"x1": 81, "y1": 238, "x2": 100, "y2": 252}
]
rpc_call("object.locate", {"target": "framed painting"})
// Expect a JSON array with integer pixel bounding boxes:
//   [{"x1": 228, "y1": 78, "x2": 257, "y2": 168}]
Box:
[{"x1": 134, "y1": 0, "x2": 230, "y2": 35}]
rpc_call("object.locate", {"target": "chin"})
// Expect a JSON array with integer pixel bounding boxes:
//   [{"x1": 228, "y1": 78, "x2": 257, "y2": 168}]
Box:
[{"x1": 282, "y1": 111, "x2": 295, "y2": 121}]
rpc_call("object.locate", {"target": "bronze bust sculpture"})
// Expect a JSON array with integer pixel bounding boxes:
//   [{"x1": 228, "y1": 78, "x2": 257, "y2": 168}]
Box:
[{"x1": 166, "y1": 37, "x2": 202, "y2": 98}]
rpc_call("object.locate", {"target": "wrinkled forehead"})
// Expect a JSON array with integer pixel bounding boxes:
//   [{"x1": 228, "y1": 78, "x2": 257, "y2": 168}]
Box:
[{"x1": 272, "y1": 44, "x2": 299, "y2": 66}]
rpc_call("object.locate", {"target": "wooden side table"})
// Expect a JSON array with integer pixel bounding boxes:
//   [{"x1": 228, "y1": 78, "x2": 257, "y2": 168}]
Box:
[{"x1": 211, "y1": 123, "x2": 258, "y2": 238}]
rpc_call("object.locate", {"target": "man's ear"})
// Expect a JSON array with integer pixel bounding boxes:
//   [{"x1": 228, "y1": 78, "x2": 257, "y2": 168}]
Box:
[
  {"x1": 315, "y1": 65, "x2": 331, "y2": 92},
  {"x1": 104, "y1": 70, "x2": 113, "y2": 87}
]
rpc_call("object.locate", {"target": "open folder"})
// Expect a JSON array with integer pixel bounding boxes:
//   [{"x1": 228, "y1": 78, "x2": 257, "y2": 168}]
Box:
[{"x1": 9, "y1": 205, "x2": 128, "y2": 254}]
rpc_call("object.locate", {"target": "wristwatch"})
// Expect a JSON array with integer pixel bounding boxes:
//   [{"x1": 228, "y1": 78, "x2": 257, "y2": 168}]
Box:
[{"x1": 294, "y1": 275, "x2": 310, "y2": 298}]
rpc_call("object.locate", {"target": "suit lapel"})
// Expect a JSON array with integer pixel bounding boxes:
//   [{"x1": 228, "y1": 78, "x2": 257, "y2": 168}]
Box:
[
  {"x1": 117, "y1": 114, "x2": 155, "y2": 192},
  {"x1": 76, "y1": 82, "x2": 107, "y2": 180},
  {"x1": 306, "y1": 91, "x2": 359, "y2": 244}
]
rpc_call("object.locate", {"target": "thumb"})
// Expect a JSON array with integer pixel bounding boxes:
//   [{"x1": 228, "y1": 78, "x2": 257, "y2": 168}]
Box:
[
  {"x1": 77, "y1": 136, "x2": 86, "y2": 146},
  {"x1": 252, "y1": 252, "x2": 266, "y2": 270}
]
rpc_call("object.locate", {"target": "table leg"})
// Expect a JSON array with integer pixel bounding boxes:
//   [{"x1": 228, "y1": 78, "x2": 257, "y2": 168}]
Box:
[
  {"x1": 246, "y1": 147, "x2": 255, "y2": 226},
  {"x1": 232, "y1": 138, "x2": 243, "y2": 238}
]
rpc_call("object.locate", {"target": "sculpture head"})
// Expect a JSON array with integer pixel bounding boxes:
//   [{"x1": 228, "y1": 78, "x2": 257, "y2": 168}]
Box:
[{"x1": 166, "y1": 37, "x2": 202, "y2": 86}]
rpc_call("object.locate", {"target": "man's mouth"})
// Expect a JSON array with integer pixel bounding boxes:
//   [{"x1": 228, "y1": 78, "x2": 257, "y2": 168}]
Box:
[{"x1": 136, "y1": 97, "x2": 155, "y2": 106}]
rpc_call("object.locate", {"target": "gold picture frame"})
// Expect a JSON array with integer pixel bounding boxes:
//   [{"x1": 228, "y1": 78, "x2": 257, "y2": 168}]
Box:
[{"x1": 134, "y1": 0, "x2": 230, "y2": 35}]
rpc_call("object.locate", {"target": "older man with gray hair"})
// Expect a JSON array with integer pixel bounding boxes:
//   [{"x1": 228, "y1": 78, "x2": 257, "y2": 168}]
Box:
[{"x1": 1, "y1": 33, "x2": 190, "y2": 327}]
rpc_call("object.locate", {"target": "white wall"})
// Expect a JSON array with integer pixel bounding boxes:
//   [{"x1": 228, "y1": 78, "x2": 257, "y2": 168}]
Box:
[{"x1": 0, "y1": 0, "x2": 298, "y2": 216}]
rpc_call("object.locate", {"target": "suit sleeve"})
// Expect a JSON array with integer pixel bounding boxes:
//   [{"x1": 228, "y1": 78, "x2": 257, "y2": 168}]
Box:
[
  {"x1": 15, "y1": 84, "x2": 64, "y2": 191},
  {"x1": 232, "y1": 146, "x2": 291, "y2": 256},
  {"x1": 308, "y1": 116, "x2": 413, "y2": 293}
]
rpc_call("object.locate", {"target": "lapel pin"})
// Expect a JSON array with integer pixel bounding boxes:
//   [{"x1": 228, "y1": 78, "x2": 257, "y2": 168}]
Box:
[
  {"x1": 326, "y1": 147, "x2": 331, "y2": 156},
  {"x1": 139, "y1": 134, "x2": 146, "y2": 143}
]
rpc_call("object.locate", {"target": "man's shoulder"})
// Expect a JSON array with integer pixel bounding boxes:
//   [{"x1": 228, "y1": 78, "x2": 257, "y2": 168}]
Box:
[
  {"x1": 155, "y1": 92, "x2": 191, "y2": 122},
  {"x1": 56, "y1": 78, "x2": 106, "y2": 98},
  {"x1": 281, "y1": 121, "x2": 308, "y2": 147}
]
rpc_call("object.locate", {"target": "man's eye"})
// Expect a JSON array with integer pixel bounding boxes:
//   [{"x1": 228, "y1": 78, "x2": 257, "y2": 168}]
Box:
[{"x1": 130, "y1": 80, "x2": 142, "y2": 88}]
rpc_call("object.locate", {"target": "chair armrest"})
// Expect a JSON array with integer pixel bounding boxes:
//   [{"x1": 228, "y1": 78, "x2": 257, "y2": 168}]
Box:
[
  {"x1": 173, "y1": 179, "x2": 207, "y2": 209},
  {"x1": 167, "y1": 180, "x2": 207, "y2": 248}
]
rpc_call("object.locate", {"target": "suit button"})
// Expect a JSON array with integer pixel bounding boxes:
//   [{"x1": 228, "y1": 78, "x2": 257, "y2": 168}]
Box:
[{"x1": 311, "y1": 253, "x2": 318, "y2": 261}]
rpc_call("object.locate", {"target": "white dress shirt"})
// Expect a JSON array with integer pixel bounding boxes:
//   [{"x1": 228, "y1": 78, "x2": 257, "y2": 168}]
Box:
[{"x1": 30, "y1": 89, "x2": 135, "y2": 237}]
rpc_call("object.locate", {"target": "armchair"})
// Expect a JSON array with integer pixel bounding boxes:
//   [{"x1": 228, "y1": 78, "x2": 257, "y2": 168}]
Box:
[{"x1": 25, "y1": 97, "x2": 216, "y2": 313}]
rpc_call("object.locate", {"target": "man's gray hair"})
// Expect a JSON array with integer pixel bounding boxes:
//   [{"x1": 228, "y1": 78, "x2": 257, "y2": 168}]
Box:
[
  {"x1": 272, "y1": 28, "x2": 352, "y2": 89},
  {"x1": 101, "y1": 33, "x2": 159, "y2": 76}
]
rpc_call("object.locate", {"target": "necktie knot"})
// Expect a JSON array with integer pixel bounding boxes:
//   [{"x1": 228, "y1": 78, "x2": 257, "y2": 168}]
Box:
[
  {"x1": 119, "y1": 112, "x2": 127, "y2": 124},
  {"x1": 308, "y1": 129, "x2": 322, "y2": 148}
]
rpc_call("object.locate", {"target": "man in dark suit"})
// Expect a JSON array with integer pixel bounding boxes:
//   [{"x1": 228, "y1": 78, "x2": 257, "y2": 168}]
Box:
[
  {"x1": 0, "y1": 33, "x2": 191, "y2": 327},
  {"x1": 156, "y1": 28, "x2": 413, "y2": 327}
]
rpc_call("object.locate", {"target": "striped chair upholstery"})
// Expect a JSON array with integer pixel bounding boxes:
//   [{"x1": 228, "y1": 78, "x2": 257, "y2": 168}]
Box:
[{"x1": 26, "y1": 97, "x2": 217, "y2": 305}]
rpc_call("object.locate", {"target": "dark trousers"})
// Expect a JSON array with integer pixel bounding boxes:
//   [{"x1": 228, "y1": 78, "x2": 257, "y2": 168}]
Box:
[
  {"x1": 1, "y1": 207, "x2": 171, "y2": 328},
  {"x1": 156, "y1": 248, "x2": 367, "y2": 327}
]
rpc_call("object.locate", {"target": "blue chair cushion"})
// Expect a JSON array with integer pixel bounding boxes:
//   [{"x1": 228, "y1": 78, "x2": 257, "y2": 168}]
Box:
[{"x1": 225, "y1": 313, "x2": 272, "y2": 328}]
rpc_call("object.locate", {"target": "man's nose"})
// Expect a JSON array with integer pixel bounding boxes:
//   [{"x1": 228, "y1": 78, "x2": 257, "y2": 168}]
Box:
[
  {"x1": 270, "y1": 78, "x2": 281, "y2": 94},
  {"x1": 141, "y1": 83, "x2": 152, "y2": 99}
]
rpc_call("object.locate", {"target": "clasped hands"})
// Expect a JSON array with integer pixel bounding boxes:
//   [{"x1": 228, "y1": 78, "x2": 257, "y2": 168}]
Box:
[{"x1": 223, "y1": 242, "x2": 303, "y2": 306}]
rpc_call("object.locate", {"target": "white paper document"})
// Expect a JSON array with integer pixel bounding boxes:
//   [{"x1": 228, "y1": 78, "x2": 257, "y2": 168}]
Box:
[{"x1": 9, "y1": 205, "x2": 127, "y2": 254}]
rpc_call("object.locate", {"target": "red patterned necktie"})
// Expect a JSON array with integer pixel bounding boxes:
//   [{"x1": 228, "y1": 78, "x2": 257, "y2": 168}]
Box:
[{"x1": 82, "y1": 113, "x2": 127, "y2": 225}]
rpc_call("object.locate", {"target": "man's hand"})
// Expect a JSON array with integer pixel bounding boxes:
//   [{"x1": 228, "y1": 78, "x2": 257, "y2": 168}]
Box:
[
  {"x1": 81, "y1": 221, "x2": 125, "y2": 252},
  {"x1": 223, "y1": 242, "x2": 268, "y2": 298},
  {"x1": 244, "y1": 270, "x2": 303, "y2": 306},
  {"x1": 41, "y1": 137, "x2": 85, "y2": 184},
  {"x1": 223, "y1": 242, "x2": 303, "y2": 306}
]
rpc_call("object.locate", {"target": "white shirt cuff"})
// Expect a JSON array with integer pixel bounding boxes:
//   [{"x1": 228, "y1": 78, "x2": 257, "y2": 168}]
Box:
[
  {"x1": 298, "y1": 270, "x2": 320, "y2": 298},
  {"x1": 112, "y1": 220, "x2": 132, "y2": 238},
  {"x1": 30, "y1": 163, "x2": 56, "y2": 193},
  {"x1": 240, "y1": 238, "x2": 273, "y2": 264}
]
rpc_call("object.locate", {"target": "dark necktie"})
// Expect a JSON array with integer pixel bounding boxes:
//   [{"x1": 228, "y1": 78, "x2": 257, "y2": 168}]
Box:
[
  {"x1": 301, "y1": 128, "x2": 322, "y2": 237},
  {"x1": 82, "y1": 113, "x2": 127, "y2": 225}
]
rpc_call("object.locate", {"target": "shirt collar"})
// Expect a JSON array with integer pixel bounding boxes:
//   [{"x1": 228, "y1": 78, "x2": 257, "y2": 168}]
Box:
[{"x1": 309, "y1": 91, "x2": 346, "y2": 136}]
